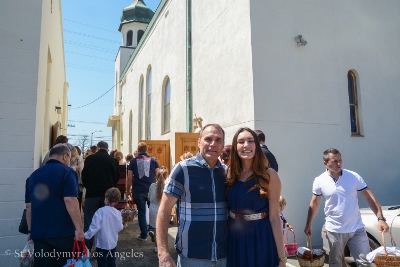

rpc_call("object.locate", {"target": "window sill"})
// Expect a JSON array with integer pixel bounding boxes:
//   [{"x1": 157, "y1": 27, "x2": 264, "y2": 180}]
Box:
[
  {"x1": 162, "y1": 130, "x2": 171, "y2": 135},
  {"x1": 351, "y1": 134, "x2": 364, "y2": 137}
]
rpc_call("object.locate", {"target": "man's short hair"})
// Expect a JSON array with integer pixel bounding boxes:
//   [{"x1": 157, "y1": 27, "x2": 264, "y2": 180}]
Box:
[
  {"x1": 199, "y1": 123, "x2": 225, "y2": 141},
  {"x1": 54, "y1": 135, "x2": 68, "y2": 146},
  {"x1": 137, "y1": 142, "x2": 147, "y2": 153},
  {"x1": 323, "y1": 148, "x2": 341, "y2": 162},
  {"x1": 105, "y1": 187, "x2": 121, "y2": 204},
  {"x1": 254, "y1": 130, "x2": 265, "y2": 143},
  {"x1": 97, "y1": 141, "x2": 108, "y2": 149},
  {"x1": 49, "y1": 144, "x2": 70, "y2": 156}
]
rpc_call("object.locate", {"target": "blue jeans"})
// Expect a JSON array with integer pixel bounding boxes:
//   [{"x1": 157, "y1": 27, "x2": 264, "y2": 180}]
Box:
[
  {"x1": 134, "y1": 192, "x2": 149, "y2": 239},
  {"x1": 96, "y1": 247, "x2": 116, "y2": 267},
  {"x1": 33, "y1": 235, "x2": 74, "y2": 267},
  {"x1": 326, "y1": 227, "x2": 371, "y2": 267},
  {"x1": 84, "y1": 197, "x2": 104, "y2": 249},
  {"x1": 177, "y1": 254, "x2": 227, "y2": 267}
]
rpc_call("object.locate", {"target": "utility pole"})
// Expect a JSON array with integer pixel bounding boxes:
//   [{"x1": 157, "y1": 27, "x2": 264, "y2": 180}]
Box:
[{"x1": 90, "y1": 130, "x2": 102, "y2": 146}]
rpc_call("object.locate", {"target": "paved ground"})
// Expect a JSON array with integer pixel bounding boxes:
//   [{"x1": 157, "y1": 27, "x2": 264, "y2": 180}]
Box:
[
  {"x1": 88, "y1": 217, "x2": 330, "y2": 267},
  {"x1": 89, "y1": 218, "x2": 178, "y2": 267}
]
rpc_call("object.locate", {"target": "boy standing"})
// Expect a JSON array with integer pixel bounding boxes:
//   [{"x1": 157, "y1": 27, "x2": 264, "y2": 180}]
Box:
[{"x1": 85, "y1": 187, "x2": 124, "y2": 267}]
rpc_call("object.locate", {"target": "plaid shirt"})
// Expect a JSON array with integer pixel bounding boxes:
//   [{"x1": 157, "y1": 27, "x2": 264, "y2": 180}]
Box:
[{"x1": 164, "y1": 153, "x2": 228, "y2": 260}]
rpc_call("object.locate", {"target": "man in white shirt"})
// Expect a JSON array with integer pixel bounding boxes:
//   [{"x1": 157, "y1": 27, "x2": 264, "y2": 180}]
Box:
[{"x1": 304, "y1": 148, "x2": 389, "y2": 267}]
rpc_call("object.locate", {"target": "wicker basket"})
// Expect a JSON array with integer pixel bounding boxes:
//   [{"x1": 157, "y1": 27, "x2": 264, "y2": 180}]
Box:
[
  {"x1": 285, "y1": 230, "x2": 299, "y2": 256},
  {"x1": 121, "y1": 208, "x2": 137, "y2": 223},
  {"x1": 374, "y1": 232, "x2": 400, "y2": 267},
  {"x1": 296, "y1": 235, "x2": 326, "y2": 267}
]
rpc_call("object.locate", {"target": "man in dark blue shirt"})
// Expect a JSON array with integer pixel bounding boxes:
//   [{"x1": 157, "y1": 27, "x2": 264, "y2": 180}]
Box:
[
  {"x1": 25, "y1": 144, "x2": 84, "y2": 266},
  {"x1": 255, "y1": 130, "x2": 279, "y2": 172},
  {"x1": 127, "y1": 142, "x2": 159, "y2": 241}
]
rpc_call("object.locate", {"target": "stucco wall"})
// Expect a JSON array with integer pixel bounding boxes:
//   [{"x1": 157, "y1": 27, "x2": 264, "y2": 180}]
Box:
[
  {"x1": 250, "y1": 0, "x2": 400, "y2": 246},
  {"x1": 0, "y1": 0, "x2": 67, "y2": 264}
]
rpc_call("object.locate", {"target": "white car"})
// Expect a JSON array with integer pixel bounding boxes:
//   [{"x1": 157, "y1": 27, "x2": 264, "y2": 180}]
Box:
[{"x1": 322, "y1": 205, "x2": 400, "y2": 266}]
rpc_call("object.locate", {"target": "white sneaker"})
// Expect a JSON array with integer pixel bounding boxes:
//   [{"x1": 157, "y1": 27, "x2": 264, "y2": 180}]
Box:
[{"x1": 154, "y1": 247, "x2": 158, "y2": 253}]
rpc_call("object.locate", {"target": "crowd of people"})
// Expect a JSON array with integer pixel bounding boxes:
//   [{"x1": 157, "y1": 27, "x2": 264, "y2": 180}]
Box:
[{"x1": 23, "y1": 124, "x2": 389, "y2": 267}]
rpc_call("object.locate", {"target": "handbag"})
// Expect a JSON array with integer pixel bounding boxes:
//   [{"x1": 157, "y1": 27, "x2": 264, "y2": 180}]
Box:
[
  {"x1": 19, "y1": 209, "x2": 29, "y2": 234},
  {"x1": 63, "y1": 240, "x2": 91, "y2": 267}
]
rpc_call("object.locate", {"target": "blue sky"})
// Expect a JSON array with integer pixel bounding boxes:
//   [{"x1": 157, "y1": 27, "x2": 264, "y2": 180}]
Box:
[{"x1": 62, "y1": 0, "x2": 161, "y2": 150}]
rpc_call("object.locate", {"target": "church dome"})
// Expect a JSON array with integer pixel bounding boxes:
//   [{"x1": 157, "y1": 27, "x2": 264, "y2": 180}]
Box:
[{"x1": 119, "y1": 0, "x2": 155, "y2": 31}]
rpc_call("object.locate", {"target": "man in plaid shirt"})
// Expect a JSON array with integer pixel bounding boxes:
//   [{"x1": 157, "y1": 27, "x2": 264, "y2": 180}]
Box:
[{"x1": 157, "y1": 124, "x2": 228, "y2": 267}]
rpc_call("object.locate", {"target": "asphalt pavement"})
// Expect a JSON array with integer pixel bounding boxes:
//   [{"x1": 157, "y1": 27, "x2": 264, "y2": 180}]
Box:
[{"x1": 88, "y1": 217, "x2": 329, "y2": 267}]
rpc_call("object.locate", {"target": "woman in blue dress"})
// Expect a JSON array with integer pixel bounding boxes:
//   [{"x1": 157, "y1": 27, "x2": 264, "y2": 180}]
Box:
[{"x1": 226, "y1": 127, "x2": 286, "y2": 267}]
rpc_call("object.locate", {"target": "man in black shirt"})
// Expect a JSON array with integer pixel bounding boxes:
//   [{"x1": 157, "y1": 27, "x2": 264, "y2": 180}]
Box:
[
  {"x1": 82, "y1": 141, "x2": 119, "y2": 250},
  {"x1": 255, "y1": 130, "x2": 278, "y2": 172}
]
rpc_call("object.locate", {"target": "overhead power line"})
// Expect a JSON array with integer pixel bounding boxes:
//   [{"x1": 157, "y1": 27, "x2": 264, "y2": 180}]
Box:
[
  {"x1": 65, "y1": 51, "x2": 114, "y2": 61},
  {"x1": 63, "y1": 19, "x2": 119, "y2": 33},
  {"x1": 65, "y1": 40, "x2": 116, "y2": 53},
  {"x1": 64, "y1": 29, "x2": 120, "y2": 44},
  {"x1": 70, "y1": 80, "x2": 121, "y2": 109}
]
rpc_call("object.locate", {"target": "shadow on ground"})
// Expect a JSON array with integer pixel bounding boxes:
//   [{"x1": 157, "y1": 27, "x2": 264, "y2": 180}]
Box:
[{"x1": 89, "y1": 218, "x2": 178, "y2": 267}]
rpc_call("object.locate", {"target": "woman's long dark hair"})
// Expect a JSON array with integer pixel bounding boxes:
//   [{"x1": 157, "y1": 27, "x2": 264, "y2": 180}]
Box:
[{"x1": 226, "y1": 127, "x2": 270, "y2": 198}]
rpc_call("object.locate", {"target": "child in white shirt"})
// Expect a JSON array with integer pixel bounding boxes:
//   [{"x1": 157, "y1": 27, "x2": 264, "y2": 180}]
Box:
[
  {"x1": 85, "y1": 187, "x2": 123, "y2": 267},
  {"x1": 279, "y1": 196, "x2": 294, "y2": 235}
]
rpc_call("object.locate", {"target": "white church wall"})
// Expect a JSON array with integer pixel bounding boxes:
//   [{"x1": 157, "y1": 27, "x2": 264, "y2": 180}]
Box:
[
  {"x1": 192, "y1": 0, "x2": 255, "y2": 141},
  {"x1": 0, "y1": 0, "x2": 67, "y2": 264},
  {"x1": 119, "y1": 0, "x2": 187, "y2": 161},
  {"x1": 250, "y1": 0, "x2": 400, "y2": 247}
]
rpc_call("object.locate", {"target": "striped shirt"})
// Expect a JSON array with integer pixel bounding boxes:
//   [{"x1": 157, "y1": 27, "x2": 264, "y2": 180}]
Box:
[{"x1": 164, "y1": 153, "x2": 228, "y2": 260}]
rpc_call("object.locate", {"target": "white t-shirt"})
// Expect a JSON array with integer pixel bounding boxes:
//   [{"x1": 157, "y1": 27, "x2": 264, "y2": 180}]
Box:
[
  {"x1": 312, "y1": 169, "x2": 367, "y2": 233},
  {"x1": 84, "y1": 206, "x2": 123, "y2": 250}
]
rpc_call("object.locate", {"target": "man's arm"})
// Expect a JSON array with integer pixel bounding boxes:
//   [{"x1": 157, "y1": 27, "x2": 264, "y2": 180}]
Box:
[
  {"x1": 157, "y1": 193, "x2": 178, "y2": 267},
  {"x1": 26, "y1": 203, "x2": 31, "y2": 240},
  {"x1": 360, "y1": 189, "x2": 389, "y2": 232},
  {"x1": 64, "y1": 197, "x2": 85, "y2": 241},
  {"x1": 304, "y1": 195, "x2": 322, "y2": 236}
]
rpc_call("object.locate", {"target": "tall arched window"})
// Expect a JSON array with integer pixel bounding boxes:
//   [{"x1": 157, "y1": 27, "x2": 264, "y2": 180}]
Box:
[
  {"x1": 163, "y1": 77, "x2": 171, "y2": 133},
  {"x1": 146, "y1": 67, "x2": 152, "y2": 139},
  {"x1": 127, "y1": 30, "x2": 133, "y2": 46},
  {"x1": 137, "y1": 30, "x2": 144, "y2": 45},
  {"x1": 129, "y1": 110, "x2": 133, "y2": 153},
  {"x1": 348, "y1": 70, "x2": 360, "y2": 135},
  {"x1": 139, "y1": 77, "x2": 145, "y2": 140}
]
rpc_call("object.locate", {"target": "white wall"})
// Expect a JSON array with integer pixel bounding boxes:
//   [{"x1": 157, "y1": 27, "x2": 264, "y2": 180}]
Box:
[
  {"x1": 0, "y1": 0, "x2": 68, "y2": 264},
  {"x1": 250, "y1": 0, "x2": 400, "y2": 246}
]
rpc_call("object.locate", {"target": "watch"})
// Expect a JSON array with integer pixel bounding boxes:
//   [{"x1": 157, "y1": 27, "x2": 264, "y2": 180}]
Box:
[
  {"x1": 279, "y1": 257, "x2": 288, "y2": 263},
  {"x1": 377, "y1": 216, "x2": 386, "y2": 221}
]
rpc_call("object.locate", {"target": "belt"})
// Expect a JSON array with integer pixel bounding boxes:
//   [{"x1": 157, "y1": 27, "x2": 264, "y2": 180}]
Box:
[{"x1": 229, "y1": 211, "x2": 268, "y2": 221}]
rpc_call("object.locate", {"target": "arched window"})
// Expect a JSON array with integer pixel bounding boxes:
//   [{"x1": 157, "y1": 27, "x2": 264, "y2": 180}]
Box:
[
  {"x1": 139, "y1": 77, "x2": 144, "y2": 140},
  {"x1": 348, "y1": 70, "x2": 360, "y2": 135},
  {"x1": 129, "y1": 110, "x2": 133, "y2": 153},
  {"x1": 146, "y1": 67, "x2": 152, "y2": 139},
  {"x1": 163, "y1": 77, "x2": 171, "y2": 133},
  {"x1": 137, "y1": 30, "x2": 144, "y2": 45},
  {"x1": 127, "y1": 30, "x2": 133, "y2": 46}
]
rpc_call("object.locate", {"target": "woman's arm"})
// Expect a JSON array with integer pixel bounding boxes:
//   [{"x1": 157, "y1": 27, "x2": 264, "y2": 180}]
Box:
[{"x1": 267, "y1": 169, "x2": 286, "y2": 267}]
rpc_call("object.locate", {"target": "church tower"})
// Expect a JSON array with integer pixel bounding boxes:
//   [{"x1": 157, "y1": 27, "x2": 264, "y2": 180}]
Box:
[
  {"x1": 119, "y1": 0, "x2": 154, "y2": 48},
  {"x1": 110, "y1": 0, "x2": 154, "y2": 150}
]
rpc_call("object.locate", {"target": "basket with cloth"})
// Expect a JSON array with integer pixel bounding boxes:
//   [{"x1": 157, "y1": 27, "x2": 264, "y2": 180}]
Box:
[
  {"x1": 368, "y1": 232, "x2": 400, "y2": 267},
  {"x1": 296, "y1": 235, "x2": 326, "y2": 267}
]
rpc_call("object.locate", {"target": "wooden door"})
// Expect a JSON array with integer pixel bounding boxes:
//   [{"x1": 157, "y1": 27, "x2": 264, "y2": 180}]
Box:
[
  {"x1": 175, "y1": 132, "x2": 199, "y2": 164},
  {"x1": 139, "y1": 140, "x2": 170, "y2": 172}
]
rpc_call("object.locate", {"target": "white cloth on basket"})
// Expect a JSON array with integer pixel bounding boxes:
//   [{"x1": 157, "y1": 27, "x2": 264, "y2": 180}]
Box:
[{"x1": 366, "y1": 246, "x2": 400, "y2": 263}]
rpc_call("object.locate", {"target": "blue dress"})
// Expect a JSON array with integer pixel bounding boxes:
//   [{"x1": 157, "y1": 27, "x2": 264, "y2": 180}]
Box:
[{"x1": 227, "y1": 176, "x2": 279, "y2": 267}]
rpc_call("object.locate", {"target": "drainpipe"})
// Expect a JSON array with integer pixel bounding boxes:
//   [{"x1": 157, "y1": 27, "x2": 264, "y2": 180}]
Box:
[{"x1": 186, "y1": 0, "x2": 192, "y2": 132}]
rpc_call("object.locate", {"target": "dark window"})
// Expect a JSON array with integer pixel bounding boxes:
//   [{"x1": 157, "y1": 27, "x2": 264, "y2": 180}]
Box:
[
  {"x1": 347, "y1": 71, "x2": 360, "y2": 135},
  {"x1": 137, "y1": 30, "x2": 144, "y2": 45},
  {"x1": 163, "y1": 78, "x2": 171, "y2": 132},
  {"x1": 127, "y1": 30, "x2": 133, "y2": 46}
]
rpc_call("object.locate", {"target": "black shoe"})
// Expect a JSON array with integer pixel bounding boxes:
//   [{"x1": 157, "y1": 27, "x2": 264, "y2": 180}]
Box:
[{"x1": 148, "y1": 231, "x2": 155, "y2": 242}]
